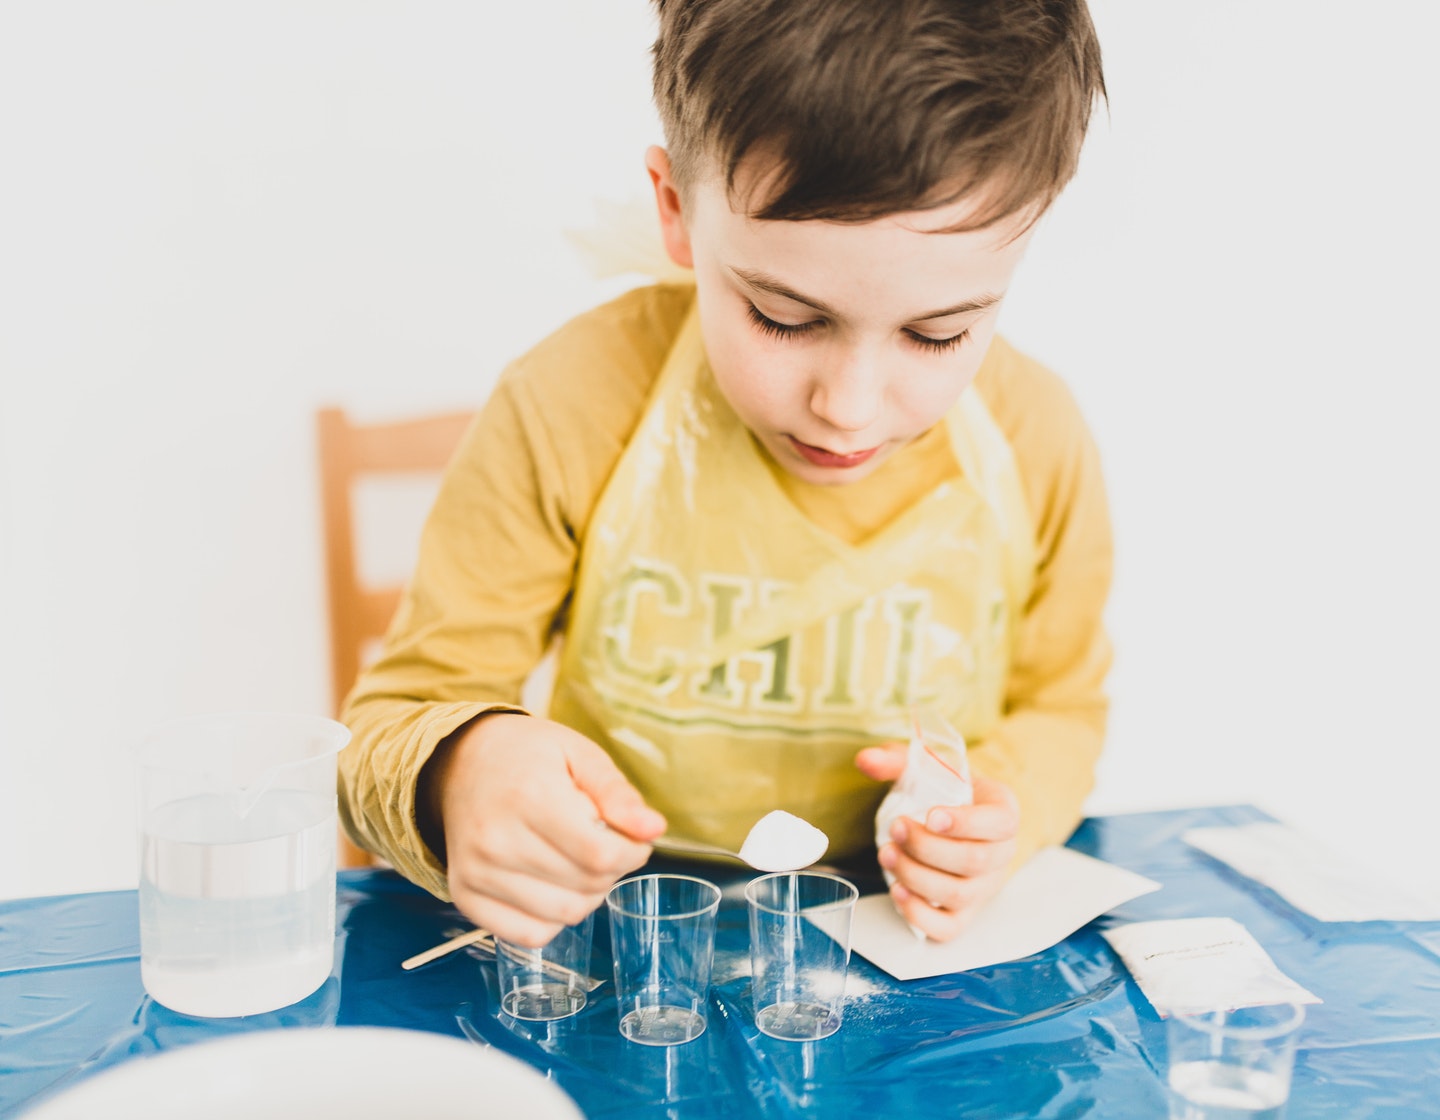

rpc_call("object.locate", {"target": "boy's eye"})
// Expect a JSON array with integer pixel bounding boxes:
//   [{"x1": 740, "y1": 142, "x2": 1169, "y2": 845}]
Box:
[
  {"x1": 905, "y1": 328, "x2": 972, "y2": 354},
  {"x1": 747, "y1": 302, "x2": 971, "y2": 354},
  {"x1": 746, "y1": 303, "x2": 821, "y2": 340}
]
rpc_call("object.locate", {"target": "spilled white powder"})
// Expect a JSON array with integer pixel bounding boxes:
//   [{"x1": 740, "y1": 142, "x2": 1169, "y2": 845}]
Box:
[
  {"x1": 712, "y1": 958, "x2": 887, "y2": 999},
  {"x1": 804, "y1": 969, "x2": 887, "y2": 999},
  {"x1": 737, "y1": 810, "x2": 829, "y2": 872}
]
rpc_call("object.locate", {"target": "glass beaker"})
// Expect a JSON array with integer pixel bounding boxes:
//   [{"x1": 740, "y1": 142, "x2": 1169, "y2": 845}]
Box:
[{"x1": 136, "y1": 712, "x2": 351, "y2": 1017}]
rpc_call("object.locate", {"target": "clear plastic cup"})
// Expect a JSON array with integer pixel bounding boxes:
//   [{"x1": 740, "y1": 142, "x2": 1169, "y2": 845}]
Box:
[
  {"x1": 136, "y1": 712, "x2": 350, "y2": 1017},
  {"x1": 605, "y1": 874, "x2": 721, "y2": 1046},
  {"x1": 745, "y1": 871, "x2": 858, "y2": 1041},
  {"x1": 495, "y1": 913, "x2": 595, "y2": 1021},
  {"x1": 1166, "y1": 1002, "x2": 1305, "y2": 1119}
]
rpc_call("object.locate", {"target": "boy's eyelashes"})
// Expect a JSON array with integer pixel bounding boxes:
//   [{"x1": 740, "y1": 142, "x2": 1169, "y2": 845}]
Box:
[
  {"x1": 746, "y1": 302, "x2": 821, "y2": 340},
  {"x1": 745, "y1": 303, "x2": 971, "y2": 353},
  {"x1": 905, "y1": 328, "x2": 971, "y2": 354}
]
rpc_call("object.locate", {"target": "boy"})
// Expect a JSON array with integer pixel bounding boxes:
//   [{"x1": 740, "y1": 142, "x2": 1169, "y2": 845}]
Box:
[{"x1": 339, "y1": 0, "x2": 1111, "y2": 947}]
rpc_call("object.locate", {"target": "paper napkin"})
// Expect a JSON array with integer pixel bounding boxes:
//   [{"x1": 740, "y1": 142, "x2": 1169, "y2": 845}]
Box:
[{"x1": 1183, "y1": 822, "x2": 1440, "y2": 923}]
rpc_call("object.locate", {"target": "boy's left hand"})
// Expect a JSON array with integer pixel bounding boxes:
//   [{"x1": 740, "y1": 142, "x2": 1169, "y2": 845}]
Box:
[{"x1": 855, "y1": 746, "x2": 1020, "y2": 943}]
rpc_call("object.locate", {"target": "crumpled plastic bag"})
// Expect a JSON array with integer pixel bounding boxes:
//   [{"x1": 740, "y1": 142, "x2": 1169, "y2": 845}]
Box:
[{"x1": 874, "y1": 710, "x2": 974, "y2": 919}]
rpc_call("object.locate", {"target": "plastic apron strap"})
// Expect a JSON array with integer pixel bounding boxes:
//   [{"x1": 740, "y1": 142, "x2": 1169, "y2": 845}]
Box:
[{"x1": 550, "y1": 298, "x2": 1033, "y2": 856}]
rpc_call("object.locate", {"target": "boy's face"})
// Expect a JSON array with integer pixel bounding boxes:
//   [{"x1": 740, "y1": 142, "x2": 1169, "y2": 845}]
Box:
[{"x1": 648, "y1": 148, "x2": 1036, "y2": 486}]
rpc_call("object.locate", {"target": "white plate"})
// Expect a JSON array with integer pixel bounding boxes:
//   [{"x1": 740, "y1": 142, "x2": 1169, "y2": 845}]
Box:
[{"x1": 23, "y1": 1026, "x2": 584, "y2": 1120}]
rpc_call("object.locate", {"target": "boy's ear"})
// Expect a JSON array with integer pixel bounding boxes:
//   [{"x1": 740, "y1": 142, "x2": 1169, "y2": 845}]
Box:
[{"x1": 645, "y1": 146, "x2": 694, "y2": 270}]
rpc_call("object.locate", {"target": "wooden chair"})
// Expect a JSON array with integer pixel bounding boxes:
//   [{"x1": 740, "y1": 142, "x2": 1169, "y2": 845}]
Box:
[{"x1": 316, "y1": 407, "x2": 474, "y2": 868}]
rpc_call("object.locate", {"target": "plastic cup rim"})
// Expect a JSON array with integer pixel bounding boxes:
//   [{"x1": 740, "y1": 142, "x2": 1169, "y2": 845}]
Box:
[
  {"x1": 744, "y1": 870, "x2": 860, "y2": 916},
  {"x1": 606, "y1": 873, "x2": 722, "y2": 920},
  {"x1": 134, "y1": 711, "x2": 352, "y2": 767},
  {"x1": 1169, "y1": 1001, "x2": 1307, "y2": 1041}
]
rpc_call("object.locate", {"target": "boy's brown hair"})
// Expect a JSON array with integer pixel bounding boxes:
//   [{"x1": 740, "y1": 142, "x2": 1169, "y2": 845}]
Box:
[{"x1": 651, "y1": 0, "x2": 1105, "y2": 231}]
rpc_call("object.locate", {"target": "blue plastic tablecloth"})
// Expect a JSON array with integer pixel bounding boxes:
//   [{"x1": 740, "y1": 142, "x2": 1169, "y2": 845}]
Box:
[{"x1": 4, "y1": 805, "x2": 1439, "y2": 1118}]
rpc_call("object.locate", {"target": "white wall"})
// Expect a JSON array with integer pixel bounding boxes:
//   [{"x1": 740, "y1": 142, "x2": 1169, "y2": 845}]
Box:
[{"x1": 2, "y1": 1, "x2": 1436, "y2": 901}]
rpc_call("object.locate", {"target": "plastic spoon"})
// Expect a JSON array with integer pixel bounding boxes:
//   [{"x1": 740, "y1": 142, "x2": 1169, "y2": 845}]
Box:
[{"x1": 658, "y1": 810, "x2": 829, "y2": 872}]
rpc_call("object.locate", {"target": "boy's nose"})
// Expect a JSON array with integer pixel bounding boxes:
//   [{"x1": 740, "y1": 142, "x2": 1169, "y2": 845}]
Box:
[{"x1": 808, "y1": 352, "x2": 884, "y2": 434}]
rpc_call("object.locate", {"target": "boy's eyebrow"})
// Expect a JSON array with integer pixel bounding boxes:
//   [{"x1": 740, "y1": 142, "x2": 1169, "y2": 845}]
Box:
[{"x1": 730, "y1": 266, "x2": 1003, "y2": 321}]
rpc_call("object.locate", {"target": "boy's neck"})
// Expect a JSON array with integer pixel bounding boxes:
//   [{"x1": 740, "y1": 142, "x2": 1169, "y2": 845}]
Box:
[{"x1": 756, "y1": 423, "x2": 959, "y2": 547}]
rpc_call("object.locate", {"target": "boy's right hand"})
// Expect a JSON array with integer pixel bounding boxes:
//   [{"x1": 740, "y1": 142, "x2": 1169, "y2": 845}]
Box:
[{"x1": 425, "y1": 713, "x2": 666, "y2": 947}]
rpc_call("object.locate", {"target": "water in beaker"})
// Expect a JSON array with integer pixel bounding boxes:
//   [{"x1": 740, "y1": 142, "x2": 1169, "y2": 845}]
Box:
[{"x1": 136, "y1": 713, "x2": 350, "y2": 1017}]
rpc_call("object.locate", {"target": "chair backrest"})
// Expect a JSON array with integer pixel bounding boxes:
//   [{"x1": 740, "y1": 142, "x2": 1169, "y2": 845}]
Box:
[
  {"x1": 316, "y1": 407, "x2": 473, "y2": 867},
  {"x1": 317, "y1": 407, "x2": 474, "y2": 712}
]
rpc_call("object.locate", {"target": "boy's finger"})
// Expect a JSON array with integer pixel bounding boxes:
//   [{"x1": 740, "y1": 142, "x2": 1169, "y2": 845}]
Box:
[
  {"x1": 457, "y1": 864, "x2": 605, "y2": 934},
  {"x1": 448, "y1": 887, "x2": 567, "y2": 949},
  {"x1": 887, "y1": 827, "x2": 1013, "y2": 881},
  {"x1": 447, "y1": 755, "x2": 651, "y2": 884},
  {"x1": 888, "y1": 884, "x2": 976, "y2": 943},
  {"x1": 474, "y1": 813, "x2": 640, "y2": 892},
  {"x1": 883, "y1": 846, "x2": 970, "y2": 909},
  {"x1": 564, "y1": 738, "x2": 667, "y2": 841},
  {"x1": 854, "y1": 742, "x2": 907, "y2": 781},
  {"x1": 921, "y1": 776, "x2": 1019, "y2": 841},
  {"x1": 924, "y1": 801, "x2": 1018, "y2": 842},
  {"x1": 528, "y1": 796, "x2": 656, "y2": 882}
]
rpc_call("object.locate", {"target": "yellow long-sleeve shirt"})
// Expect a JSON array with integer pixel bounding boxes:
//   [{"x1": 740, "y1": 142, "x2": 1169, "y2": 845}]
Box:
[{"x1": 339, "y1": 283, "x2": 1113, "y2": 900}]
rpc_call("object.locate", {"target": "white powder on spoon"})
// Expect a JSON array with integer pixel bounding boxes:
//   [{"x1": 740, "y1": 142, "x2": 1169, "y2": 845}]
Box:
[{"x1": 737, "y1": 810, "x2": 829, "y2": 872}]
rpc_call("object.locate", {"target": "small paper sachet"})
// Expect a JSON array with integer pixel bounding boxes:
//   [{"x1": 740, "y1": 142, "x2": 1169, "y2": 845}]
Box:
[
  {"x1": 1183, "y1": 822, "x2": 1440, "y2": 923},
  {"x1": 1102, "y1": 916, "x2": 1321, "y2": 1018}
]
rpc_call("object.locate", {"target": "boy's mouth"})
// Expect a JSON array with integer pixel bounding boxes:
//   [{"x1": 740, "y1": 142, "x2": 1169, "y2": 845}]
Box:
[{"x1": 787, "y1": 437, "x2": 882, "y2": 469}]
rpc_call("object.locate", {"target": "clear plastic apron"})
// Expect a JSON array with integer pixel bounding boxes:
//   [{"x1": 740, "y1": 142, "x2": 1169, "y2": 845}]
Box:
[{"x1": 549, "y1": 301, "x2": 1034, "y2": 859}]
